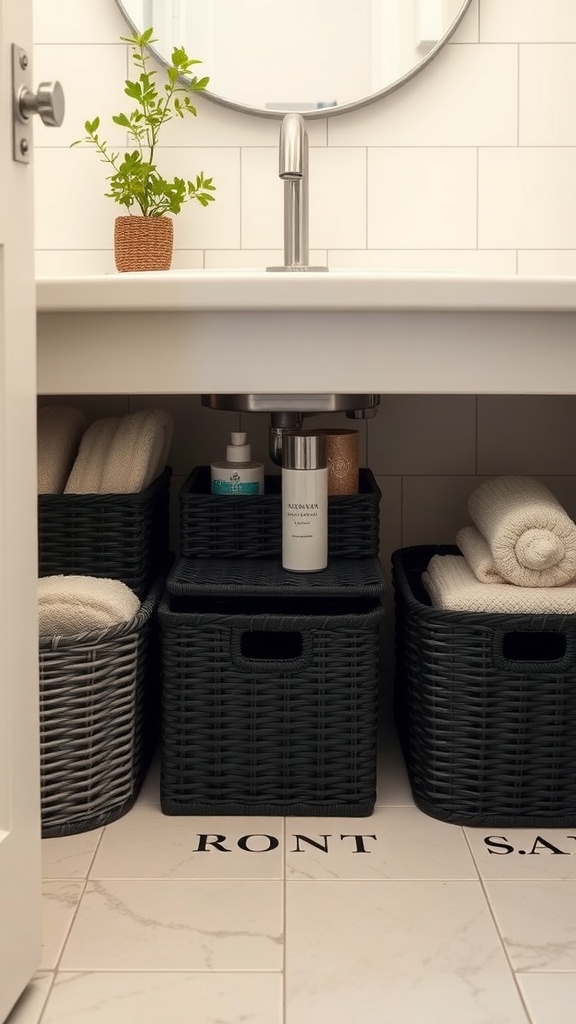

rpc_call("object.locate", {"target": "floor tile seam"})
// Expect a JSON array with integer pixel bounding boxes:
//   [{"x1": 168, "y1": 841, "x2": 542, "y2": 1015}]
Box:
[
  {"x1": 461, "y1": 826, "x2": 490, "y2": 883},
  {"x1": 33, "y1": 970, "x2": 56, "y2": 1024},
  {"x1": 42, "y1": 874, "x2": 95, "y2": 887},
  {"x1": 459, "y1": 823, "x2": 532, "y2": 1007},
  {"x1": 51, "y1": 967, "x2": 285, "y2": 974},
  {"x1": 82, "y1": 874, "x2": 482, "y2": 882},
  {"x1": 516, "y1": 970, "x2": 576, "y2": 975},
  {"x1": 88, "y1": 827, "x2": 107, "y2": 874},
  {"x1": 44, "y1": 876, "x2": 89, "y2": 974},
  {"x1": 284, "y1": 875, "x2": 480, "y2": 881},
  {"x1": 83, "y1": 876, "x2": 285, "y2": 883},
  {"x1": 54, "y1": 826, "x2": 107, "y2": 884},
  {"x1": 484, "y1": 878, "x2": 576, "y2": 886},
  {"x1": 469, "y1": 868, "x2": 532, "y2": 1019}
]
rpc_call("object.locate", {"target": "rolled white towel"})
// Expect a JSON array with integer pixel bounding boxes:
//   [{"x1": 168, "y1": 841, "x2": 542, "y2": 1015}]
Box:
[
  {"x1": 423, "y1": 554, "x2": 576, "y2": 615},
  {"x1": 37, "y1": 405, "x2": 87, "y2": 494},
  {"x1": 456, "y1": 526, "x2": 504, "y2": 583},
  {"x1": 38, "y1": 575, "x2": 140, "y2": 637},
  {"x1": 64, "y1": 417, "x2": 121, "y2": 494},
  {"x1": 467, "y1": 476, "x2": 576, "y2": 587},
  {"x1": 99, "y1": 408, "x2": 174, "y2": 493}
]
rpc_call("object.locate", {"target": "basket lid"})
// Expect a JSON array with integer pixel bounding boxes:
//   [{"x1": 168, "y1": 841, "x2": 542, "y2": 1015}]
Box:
[{"x1": 166, "y1": 555, "x2": 386, "y2": 599}]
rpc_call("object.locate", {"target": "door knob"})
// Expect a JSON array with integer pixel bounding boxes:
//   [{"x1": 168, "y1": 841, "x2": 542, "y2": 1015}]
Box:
[
  {"x1": 12, "y1": 44, "x2": 65, "y2": 163},
  {"x1": 18, "y1": 81, "x2": 65, "y2": 127}
]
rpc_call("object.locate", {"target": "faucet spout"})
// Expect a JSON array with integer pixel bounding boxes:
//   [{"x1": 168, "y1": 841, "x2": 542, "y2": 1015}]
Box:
[
  {"x1": 279, "y1": 111, "x2": 305, "y2": 182},
  {"x1": 280, "y1": 113, "x2": 308, "y2": 268},
  {"x1": 267, "y1": 113, "x2": 328, "y2": 273}
]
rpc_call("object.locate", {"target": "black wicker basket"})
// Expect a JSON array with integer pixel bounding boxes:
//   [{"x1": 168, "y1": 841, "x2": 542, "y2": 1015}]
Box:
[
  {"x1": 393, "y1": 545, "x2": 576, "y2": 827},
  {"x1": 38, "y1": 468, "x2": 171, "y2": 599},
  {"x1": 39, "y1": 572, "x2": 164, "y2": 838},
  {"x1": 159, "y1": 557, "x2": 384, "y2": 816},
  {"x1": 166, "y1": 555, "x2": 387, "y2": 600},
  {"x1": 179, "y1": 465, "x2": 380, "y2": 559}
]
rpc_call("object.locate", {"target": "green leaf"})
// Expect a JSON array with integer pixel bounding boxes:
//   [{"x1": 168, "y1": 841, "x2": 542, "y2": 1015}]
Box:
[
  {"x1": 171, "y1": 46, "x2": 187, "y2": 66},
  {"x1": 124, "y1": 80, "x2": 142, "y2": 101},
  {"x1": 77, "y1": 25, "x2": 216, "y2": 218}
]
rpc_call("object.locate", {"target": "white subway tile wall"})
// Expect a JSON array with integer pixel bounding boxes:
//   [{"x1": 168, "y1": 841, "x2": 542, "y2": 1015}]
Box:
[
  {"x1": 368, "y1": 148, "x2": 477, "y2": 249},
  {"x1": 35, "y1": 0, "x2": 576, "y2": 596},
  {"x1": 480, "y1": 0, "x2": 576, "y2": 42},
  {"x1": 519, "y1": 45, "x2": 576, "y2": 146},
  {"x1": 34, "y1": 0, "x2": 576, "y2": 270}
]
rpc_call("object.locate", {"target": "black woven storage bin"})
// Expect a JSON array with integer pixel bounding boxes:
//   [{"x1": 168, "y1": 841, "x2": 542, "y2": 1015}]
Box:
[
  {"x1": 179, "y1": 465, "x2": 380, "y2": 559},
  {"x1": 393, "y1": 544, "x2": 576, "y2": 827},
  {"x1": 39, "y1": 572, "x2": 164, "y2": 837},
  {"x1": 166, "y1": 554, "x2": 387, "y2": 600},
  {"x1": 38, "y1": 467, "x2": 171, "y2": 599},
  {"x1": 159, "y1": 558, "x2": 384, "y2": 816}
]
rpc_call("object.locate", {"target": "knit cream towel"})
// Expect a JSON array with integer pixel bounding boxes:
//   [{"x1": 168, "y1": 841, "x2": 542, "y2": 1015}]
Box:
[
  {"x1": 99, "y1": 409, "x2": 174, "y2": 494},
  {"x1": 37, "y1": 405, "x2": 87, "y2": 494},
  {"x1": 38, "y1": 575, "x2": 140, "y2": 637},
  {"x1": 467, "y1": 476, "x2": 576, "y2": 588},
  {"x1": 423, "y1": 554, "x2": 576, "y2": 614},
  {"x1": 64, "y1": 418, "x2": 121, "y2": 494},
  {"x1": 456, "y1": 526, "x2": 504, "y2": 583}
]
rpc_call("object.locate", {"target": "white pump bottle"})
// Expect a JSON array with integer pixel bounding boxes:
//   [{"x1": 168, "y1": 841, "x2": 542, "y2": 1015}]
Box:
[{"x1": 210, "y1": 432, "x2": 264, "y2": 495}]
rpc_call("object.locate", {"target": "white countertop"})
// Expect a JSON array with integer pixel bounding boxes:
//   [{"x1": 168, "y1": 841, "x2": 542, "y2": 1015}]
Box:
[
  {"x1": 35, "y1": 270, "x2": 576, "y2": 395},
  {"x1": 36, "y1": 270, "x2": 576, "y2": 313}
]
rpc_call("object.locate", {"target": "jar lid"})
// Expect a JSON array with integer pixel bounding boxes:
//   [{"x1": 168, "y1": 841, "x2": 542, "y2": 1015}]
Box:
[{"x1": 283, "y1": 433, "x2": 326, "y2": 470}]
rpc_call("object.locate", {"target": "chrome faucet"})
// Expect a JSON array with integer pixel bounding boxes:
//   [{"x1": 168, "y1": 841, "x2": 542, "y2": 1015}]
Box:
[{"x1": 267, "y1": 112, "x2": 328, "y2": 272}]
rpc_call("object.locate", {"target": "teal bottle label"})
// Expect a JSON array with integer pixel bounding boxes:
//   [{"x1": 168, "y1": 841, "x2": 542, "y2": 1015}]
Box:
[{"x1": 212, "y1": 478, "x2": 260, "y2": 495}]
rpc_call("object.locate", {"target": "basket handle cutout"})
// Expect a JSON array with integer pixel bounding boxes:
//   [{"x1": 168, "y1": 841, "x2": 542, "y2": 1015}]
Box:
[
  {"x1": 493, "y1": 627, "x2": 575, "y2": 673},
  {"x1": 230, "y1": 627, "x2": 312, "y2": 674},
  {"x1": 241, "y1": 630, "x2": 303, "y2": 661},
  {"x1": 502, "y1": 631, "x2": 566, "y2": 662}
]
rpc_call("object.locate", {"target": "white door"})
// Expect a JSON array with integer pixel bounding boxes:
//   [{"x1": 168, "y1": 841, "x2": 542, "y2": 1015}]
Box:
[{"x1": 0, "y1": 0, "x2": 42, "y2": 1016}]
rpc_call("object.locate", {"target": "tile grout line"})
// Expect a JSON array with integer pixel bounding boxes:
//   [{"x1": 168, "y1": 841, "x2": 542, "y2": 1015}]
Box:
[
  {"x1": 40, "y1": 826, "x2": 108, "y2": 1007},
  {"x1": 461, "y1": 828, "x2": 535, "y2": 1023},
  {"x1": 32, "y1": 971, "x2": 56, "y2": 1024}
]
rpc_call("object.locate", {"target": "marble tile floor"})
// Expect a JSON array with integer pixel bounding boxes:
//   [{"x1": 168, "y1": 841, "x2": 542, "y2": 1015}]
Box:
[{"x1": 8, "y1": 733, "x2": 576, "y2": 1024}]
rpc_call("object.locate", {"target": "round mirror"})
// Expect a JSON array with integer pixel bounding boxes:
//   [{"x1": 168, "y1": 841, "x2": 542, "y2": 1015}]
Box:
[{"x1": 114, "y1": 0, "x2": 474, "y2": 118}]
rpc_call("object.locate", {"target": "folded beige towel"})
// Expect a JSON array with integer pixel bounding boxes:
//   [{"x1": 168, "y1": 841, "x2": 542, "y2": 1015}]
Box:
[
  {"x1": 99, "y1": 408, "x2": 174, "y2": 494},
  {"x1": 423, "y1": 554, "x2": 576, "y2": 614},
  {"x1": 467, "y1": 476, "x2": 576, "y2": 588},
  {"x1": 64, "y1": 417, "x2": 121, "y2": 494},
  {"x1": 456, "y1": 526, "x2": 504, "y2": 583},
  {"x1": 37, "y1": 405, "x2": 87, "y2": 494},
  {"x1": 38, "y1": 575, "x2": 140, "y2": 637}
]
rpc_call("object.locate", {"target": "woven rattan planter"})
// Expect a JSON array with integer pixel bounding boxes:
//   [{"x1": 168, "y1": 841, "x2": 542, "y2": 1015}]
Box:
[
  {"x1": 179, "y1": 466, "x2": 381, "y2": 559},
  {"x1": 159, "y1": 557, "x2": 385, "y2": 816},
  {"x1": 39, "y1": 573, "x2": 164, "y2": 838},
  {"x1": 38, "y1": 468, "x2": 171, "y2": 599},
  {"x1": 393, "y1": 545, "x2": 576, "y2": 827},
  {"x1": 114, "y1": 215, "x2": 173, "y2": 272}
]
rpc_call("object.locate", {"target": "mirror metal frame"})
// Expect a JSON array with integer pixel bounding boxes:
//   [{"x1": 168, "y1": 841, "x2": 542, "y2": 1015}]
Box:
[{"x1": 114, "y1": 0, "x2": 475, "y2": 119}]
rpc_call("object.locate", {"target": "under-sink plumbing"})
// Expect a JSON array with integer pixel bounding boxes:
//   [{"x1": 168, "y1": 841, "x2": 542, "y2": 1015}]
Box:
[
  {"x1": 269, "y1": 411, "x2": 304, "y2": 466},
  {"x1": 200, "y1": 394, "x2": 380, "y2": 466}
]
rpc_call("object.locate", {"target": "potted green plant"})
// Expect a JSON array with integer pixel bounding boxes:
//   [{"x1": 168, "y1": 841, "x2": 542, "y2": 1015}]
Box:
[{"x1": 73, "y1": 27, "x2": 216, "y2": 272}]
